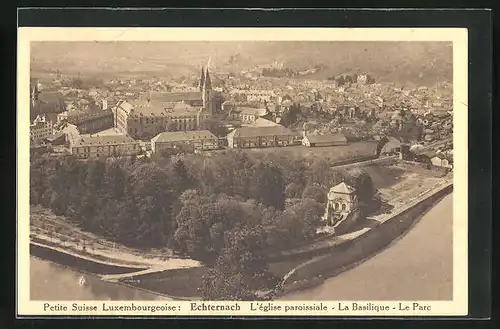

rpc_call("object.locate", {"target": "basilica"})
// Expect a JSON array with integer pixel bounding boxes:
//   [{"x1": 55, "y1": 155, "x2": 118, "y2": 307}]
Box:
[{"x1": 115, "y1": 67, "x2": 222, "y2": 140}]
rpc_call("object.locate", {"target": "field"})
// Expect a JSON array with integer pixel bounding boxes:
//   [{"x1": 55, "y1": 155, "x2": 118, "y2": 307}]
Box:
[{"x1": 240, "y1": 141, "x2": 378, "y2": 163}]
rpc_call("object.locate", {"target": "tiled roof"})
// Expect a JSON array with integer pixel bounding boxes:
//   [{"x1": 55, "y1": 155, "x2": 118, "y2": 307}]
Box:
[
  {"x1": 305, "y1": 133, "x2": 347, "y2": 144},
  {"x1": 227, "y1": 126, "x2": 294, "y2": 138},
  {"x1": 152, "y1": 130, "x2": 217, "y2": 143},
  {"x1": 147, "y1": 91, "x2": 202, "y2": 103},
  {"x1": 330, "y1": 182, "x2": 356, "y2": 194},
  {"x1": 74, "y1": 135, "x2": 138, "y2": 147},
  {"x1": 238, "y1": 107, "x2": 268, "y2": 116}
]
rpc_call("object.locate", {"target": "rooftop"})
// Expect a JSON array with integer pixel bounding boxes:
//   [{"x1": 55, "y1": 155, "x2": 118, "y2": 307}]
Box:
[
  {"x1": 73, "y1": 135, "x2": 138, "y2": 147},
  {"x1": 227, "y1": 125, "x2": 294, "y2": 138},
  {"x1": 152, "y1": 130, "x2": 217, "y2": 143},
  {"x1": 330, "y1": 182, "x2": 356, "y2": 195},
  {"x1": 238, "y1": 107, "x2": 268, "y2": 116},
  {"x1": 146, "y1": 91, "x2": 203, "y2": 103},
  {"x1": 305, "y1": 133, "x2": 347, "y2": 144}
]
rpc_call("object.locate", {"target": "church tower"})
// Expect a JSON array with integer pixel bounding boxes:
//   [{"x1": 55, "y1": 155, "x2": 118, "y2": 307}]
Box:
[
  {"x1": 198, "y1": 67, "x2": 205, "y2": 92},
  {"x1": 31, "y1": 79, "x2": 39, "y2": 109},
  {"x1": 202, "y1": 68, "x2": 213, "y2": 114}
]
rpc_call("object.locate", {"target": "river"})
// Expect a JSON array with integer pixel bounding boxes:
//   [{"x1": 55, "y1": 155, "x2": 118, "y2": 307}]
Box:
[
  {"x1": 30, "y1": 257, "x2": 169, "y2": 300},
  {"x1": 281, "y1": 193, "x2": 453, "y2": 301}
]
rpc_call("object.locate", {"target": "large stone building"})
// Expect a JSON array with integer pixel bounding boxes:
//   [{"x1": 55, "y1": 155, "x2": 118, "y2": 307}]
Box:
[
  {"x1": 151, "y1": 130, "x2": 219, "y2": 154},
  {"x1": 115, "y1": 100, "x2": 211, "y2": 140},
  {"x1": 226, "y1": 126, "x2": 297, "y2": 149},
  {"x1": 69, "y1": 135, "x2": 140, "y2": 159},
  {"x1": 62, "y1": 109, "x2": 114, "y2": 134},
  {"x1": 30, "y1": 115, "x2": 54, "y2": 142},
  {"x1": 114, "y1": 67, "x2": 219, "y2": 140}
]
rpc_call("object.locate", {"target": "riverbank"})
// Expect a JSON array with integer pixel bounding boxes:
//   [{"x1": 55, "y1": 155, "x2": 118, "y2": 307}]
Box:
[
  {"x1": 30, "y1": 256, "x2": 173, "y2": 301},
  {"x1": 30, "y1": 205, "x2": 201, "y2": 269},
  {"x1": 275, "y1": 181, "x2": 453, "y2": 298},
  {"x1": 280, "y1": 193, "x2": 454, "y2": 300}
]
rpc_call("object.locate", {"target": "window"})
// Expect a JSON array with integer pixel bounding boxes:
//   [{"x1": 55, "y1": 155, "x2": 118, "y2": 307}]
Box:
[
  {"x1": 335, "y1": 202, "x2": 339, "y2": 210},
  {"x1": 342, "y1": 204, "x2": 346, "y2": 211}
]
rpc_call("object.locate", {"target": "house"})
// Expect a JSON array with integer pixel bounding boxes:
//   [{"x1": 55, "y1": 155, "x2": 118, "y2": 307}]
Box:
[
  {"x1": 151, "y1": 130, "x2": 219, "y2": 154},
  {"x1": 69, "y1": 135, "x2": 140, "y2": 159},
  {"x1": 30, "y1": 115, "x2": 54, "y2": 142},
  {"x1": 380, "y1": 137, "x2": 402, "y2": 155},
  {"x1": 65, "y1": 109, "x2": 114, "y2": 134},
  {"x1": 302, "y1": 133, "x2": 348, "y2": 147},
  {"x1": 431, "y1": 153, "x2": 453, "y2": 169},
  {"x1": 322, "y1": 182, "x2": 359, "y2": 228},
  {"x1": 44, "y1": 132, "x2": 66, "y2": 145},
  {"x1": 237, "y1": 107, "x2": 268, "y2": 124},
  {"x1": 226, "y1": 126, "x2": 295, "y2": 149},
  {"x1": 416, "y1": 151, "x2": 436, "y2": 164}
]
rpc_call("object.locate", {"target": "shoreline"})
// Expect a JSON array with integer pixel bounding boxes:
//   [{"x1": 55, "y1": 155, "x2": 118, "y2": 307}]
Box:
[{"x1": 30, "y1": 254, "x2": 192, "y2": 301}]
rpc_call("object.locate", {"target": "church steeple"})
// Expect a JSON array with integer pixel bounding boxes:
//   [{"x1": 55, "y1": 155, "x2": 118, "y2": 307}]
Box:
[
  {"x1": 198, "y1": 67, "x2": 205, "y2": 92},
  {"x1": 204, "y1": 68, "x2": 212, "y2": 90}
]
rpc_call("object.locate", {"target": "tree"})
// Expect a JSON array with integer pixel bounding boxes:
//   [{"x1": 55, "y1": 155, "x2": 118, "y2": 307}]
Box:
[
  {"x1": 172, "y1": 159, "x2": 195, "y2": 194},
  {"x1": 285, "y1": 182, "x2": 304, "y2": 199},
  {"x1": 200, "y1": 225, "x2": 270, "y2": 300},
  {"x1": 302, "y1": 183, "x2": 327, "y2": 204},
  {"x1": 281, "y1": 103, "x2": 301, "y2": 127},
  {"x1": 346, "y1": 168, "x2": 376, "y2": 215},
  {"x1": 250, "y1": 163, "x2": 285, "y2": 210}
]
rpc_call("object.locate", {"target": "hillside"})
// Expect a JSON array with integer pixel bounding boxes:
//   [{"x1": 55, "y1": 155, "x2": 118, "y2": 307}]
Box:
[{"x1": 31, "y1": 41, "x2": 452, "y2": 86}]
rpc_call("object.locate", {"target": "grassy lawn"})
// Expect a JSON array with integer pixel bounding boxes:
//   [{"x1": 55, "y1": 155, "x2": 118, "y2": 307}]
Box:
[{"x1": 241, "y1": 141, "x2": 378, "y2": 163}]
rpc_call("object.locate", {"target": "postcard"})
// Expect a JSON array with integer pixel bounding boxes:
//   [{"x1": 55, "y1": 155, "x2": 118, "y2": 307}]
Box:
[{"x1": 17, "y1": 26, "x2": 468, "y2": 317}]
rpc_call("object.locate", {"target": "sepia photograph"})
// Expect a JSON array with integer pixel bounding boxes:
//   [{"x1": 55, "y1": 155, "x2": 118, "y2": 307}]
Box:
[{"x1": 17, "y1": 27, "x2": 469, "y2": 317}]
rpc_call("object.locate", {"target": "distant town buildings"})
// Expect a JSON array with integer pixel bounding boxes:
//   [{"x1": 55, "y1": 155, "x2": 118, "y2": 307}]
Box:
[
  {"x1": 30, "y1": 79, "x2": 66, "y2": 122},
  {"x1": 229, "y1": 89, "x2": 276, "y2": 103},
  {"x1": 235, "y1": 107, "x2": 268, "y2": 124}
]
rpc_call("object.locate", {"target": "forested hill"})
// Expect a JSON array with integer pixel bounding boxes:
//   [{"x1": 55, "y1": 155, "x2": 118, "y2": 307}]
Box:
[{"x1": 31, "y1": 41, "x2": 452, "y2": 86}]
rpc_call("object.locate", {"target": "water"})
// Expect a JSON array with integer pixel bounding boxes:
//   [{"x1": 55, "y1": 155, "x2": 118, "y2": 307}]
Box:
[
  {"x1": 281, "y1": 193, "x2": 453, "y2": 301},
  {"x1": 30, "y1": 257, "x2": 170, "y2": 300}
]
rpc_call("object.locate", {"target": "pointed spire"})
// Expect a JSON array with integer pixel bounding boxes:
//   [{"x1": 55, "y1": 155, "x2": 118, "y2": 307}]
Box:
[
  {"x1": 198, "y1": 66, "x2": 205, "y2": 91},
  {"x1": 204, "y1": 68, "x2": 212, "y2": 90}
]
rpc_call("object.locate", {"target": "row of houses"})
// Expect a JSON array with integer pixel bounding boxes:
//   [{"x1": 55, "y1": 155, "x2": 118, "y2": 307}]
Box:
[{"x1": 62, "y1": 124, "x2": 353, "y2": 160}]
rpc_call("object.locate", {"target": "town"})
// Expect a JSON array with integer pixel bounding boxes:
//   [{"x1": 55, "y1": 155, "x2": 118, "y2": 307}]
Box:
[
  {"x1": 30, "y1": 64, "x2": 453, "y2": 167},
  {"x1": 29, "y1": 46, "x2": 454, "y2": 302}
]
